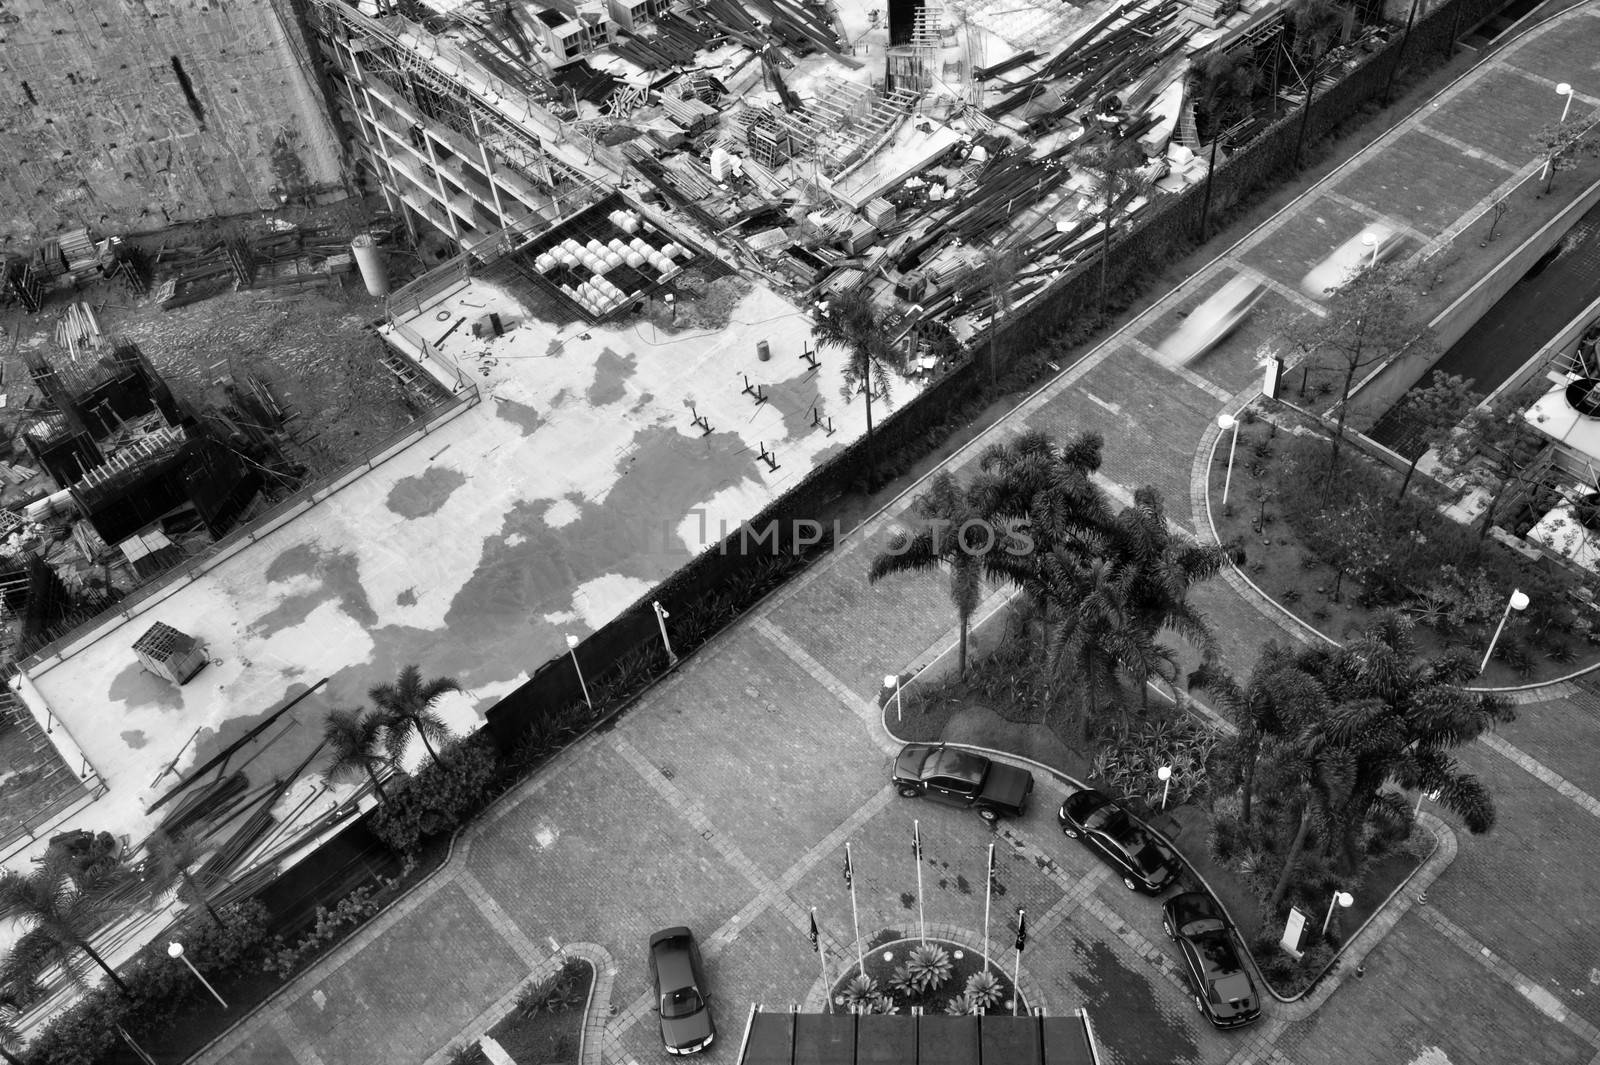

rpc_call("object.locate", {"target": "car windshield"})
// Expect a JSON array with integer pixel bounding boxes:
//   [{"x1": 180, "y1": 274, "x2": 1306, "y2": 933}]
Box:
[
  {"x1": 1084, "y1": 804, "x2": 1130, "y2": 835},
  {"x1": 1183, "y1": 917, "x2": 1227, "y2": 938},
  {"x1": 927, "y1": 748, "x2": 985, "y2": 782},
  {"x1": 661, "y1": 987, "x2": 703, "y2": 1019}
]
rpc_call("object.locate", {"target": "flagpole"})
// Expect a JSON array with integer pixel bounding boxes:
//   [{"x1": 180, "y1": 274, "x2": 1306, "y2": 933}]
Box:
[
  {"x1": 846, "y1": 842, "x2": 865, "y2": 979},
  {"x1": 810, "y1": 908, "x2": 831, "y2": 1014},
  {"x1": 1012, "y1": 907, "x2": 1026, "y2": 1017},
  {"x1": 982, "y1": 842, "x2": 994, "y2": 976},
  {"x1": 914, "y1": 821, "x2": 926, "y2": 946}
]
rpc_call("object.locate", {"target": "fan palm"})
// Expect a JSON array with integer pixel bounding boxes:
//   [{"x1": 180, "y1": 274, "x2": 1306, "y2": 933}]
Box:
[
  {"x1": 322, "y1": 707, "x2": 394, "y2": 803},
  {"x1": 813, "y1": 288, "x2": 906, "y2": 493},
  {"x1": 370, "y1": 664, "x2": 461, "y2": 769},
  {"x1": 144, "y1": 829, "x2": 225, "y2": 928},
  {"x1": 870, "y1": 472, "x2": 987, "y2": 675},
  {"x1": 0, "y1": 850, "x2": 130, "y2": 1000}
]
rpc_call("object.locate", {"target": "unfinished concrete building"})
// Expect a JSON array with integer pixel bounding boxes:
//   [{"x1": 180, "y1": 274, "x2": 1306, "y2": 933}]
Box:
[{"x1": 0, "y1": 0, "x2": 346, "y2": 242}]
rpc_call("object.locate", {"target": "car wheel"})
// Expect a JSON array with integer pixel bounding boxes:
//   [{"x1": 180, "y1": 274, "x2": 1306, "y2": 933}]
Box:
[
  {"x1": 978, "y1": 808, "x2": 999, "y2": 822},
  {"x1": 1122, "y1": 875, "x2": 1139, "y2": 892},
  {"x1": 898, "y1": 785, "x2": 919, "y2": 798},
  {"x1": 1162, "y1": 920, "x2": 1174, "y2": 940},
  {"x1": 1062, "y1": 826, "x2": 1081, "y2": 839}
]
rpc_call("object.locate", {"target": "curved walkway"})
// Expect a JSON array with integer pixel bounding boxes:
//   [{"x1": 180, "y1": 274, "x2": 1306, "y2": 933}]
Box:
[{"x1": 188, "y1": 6, "x2": 1600, "y2": 1065}]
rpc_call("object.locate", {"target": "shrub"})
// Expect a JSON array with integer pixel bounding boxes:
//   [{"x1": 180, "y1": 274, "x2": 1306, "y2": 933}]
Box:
[
  {"x1": 1091, "y1": 715, "x2": 1221, "y2": 808},
  {"x1": 841, "y1": 975, "x2": 880, "y2": 1012},
  {"x1": 516, "y1": 958, "x2": 589, "y2": 1017},
  {"x1": 372, "y1": 735, "x2": 500, "y2": 853},
  {"x1": 945, "y1": 991, "x2": 980, "y2": 1016},
  {"x1": 25, "y1": 903, "x2": 271, "y2": 1064},
  {"x1": 965, "y1": 970, "x2": 1004, "y2": 1011},
  {"x1": 905, "y1": 943, "x2": 953, "y2": 992}
]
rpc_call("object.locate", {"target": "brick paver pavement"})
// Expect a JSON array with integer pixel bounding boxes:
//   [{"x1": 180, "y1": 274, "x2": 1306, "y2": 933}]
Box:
[{"x1": 192, "y1": 6, "x2": 1600, "y2": 1065}]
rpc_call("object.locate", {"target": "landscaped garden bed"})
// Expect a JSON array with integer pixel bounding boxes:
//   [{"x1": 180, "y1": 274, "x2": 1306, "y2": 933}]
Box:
[
  {"x1": 831, "y1": 936, "x2": 1028, "y2": 1016},
  {"x1": 1206, "y1": 407, "x2": 1600, "y2": 687},
  {"x1": 447, "y1": 958, "x2": 594, "y2": 1065},
  {"x1": 886, "y1": 601, "x2": 1432, "y2": 996}
]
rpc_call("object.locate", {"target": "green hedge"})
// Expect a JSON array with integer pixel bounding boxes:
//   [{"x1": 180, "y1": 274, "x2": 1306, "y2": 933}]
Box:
[
  {"x1": 22, "y1": 901, "x2": 269, "y2": 1065},
  {"x1": 370, "y1": 736, "x2": 501, "y2": 854}
]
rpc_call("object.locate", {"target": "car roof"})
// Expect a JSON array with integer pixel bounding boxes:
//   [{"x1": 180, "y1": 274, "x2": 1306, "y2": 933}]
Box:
[
  {"x1": 926, "y1": 746, "x2": 986, "y2": 781},
  {"x1": 650, "y1": 930, "x2": 699, "y2": 989}
]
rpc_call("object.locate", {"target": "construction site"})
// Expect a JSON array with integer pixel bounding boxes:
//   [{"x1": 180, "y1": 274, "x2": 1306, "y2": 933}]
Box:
[{"x1": 0, "y1": 0, "x2": 1424, "y2": 1041}]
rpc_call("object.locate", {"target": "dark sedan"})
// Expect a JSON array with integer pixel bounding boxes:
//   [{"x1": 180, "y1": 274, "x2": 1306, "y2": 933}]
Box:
[
  {"x1": 1162, "y1": 892, "x2": 1262, "y2": 1029},
  {"x1": 1058, "y1": 788, "x2": 1180, "y2": 894},
  {"x1": 649, "y1": 927, "x2": 715, "y2": 1054}
]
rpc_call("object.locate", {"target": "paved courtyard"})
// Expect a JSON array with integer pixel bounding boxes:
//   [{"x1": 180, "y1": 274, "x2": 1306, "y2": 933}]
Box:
[{"x1": 191, "y1": 6, "x2": 1600, "y2": 1065}]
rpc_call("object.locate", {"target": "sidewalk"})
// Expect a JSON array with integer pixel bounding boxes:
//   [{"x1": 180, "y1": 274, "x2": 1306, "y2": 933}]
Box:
[{"x1": 193, "y1": 6, "x2": 1600, "y2": 1065}]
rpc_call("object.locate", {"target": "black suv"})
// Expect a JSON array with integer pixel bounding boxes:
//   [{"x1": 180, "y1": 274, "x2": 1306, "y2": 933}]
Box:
[
  {"x1": 1162, "y1": 892, "x2": 1262, "y2": 1029},
  {"x1": 892, "y1": 743, "x2": 1034, "y2": 820},
  {"x1": 648, "y1": 927, "x2": 715, "y2": 1054},
  {"x1": 1058, "y1": 787, "x2": 1180, "y2": 894}
]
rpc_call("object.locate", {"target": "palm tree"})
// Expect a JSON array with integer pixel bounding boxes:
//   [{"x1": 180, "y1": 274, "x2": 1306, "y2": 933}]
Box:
[
  {"x1": 1189, "y1": 643, "x2": 1324, "y2": 826},
  {"x1": 0, "y1": 851, "x2": 130, "y2": 1000},
  {"x1": 1286, "y1": 0, "x2": 1346, "y2": 167},
  {"x1": 0, "y1": 1003, "x2": 24, "y2": 1065},
  {"x1": 1043, "y1": 555, "x2": 1153, "y2": 742},
  {"x1": 144, "y1": 829, "x2": 225, "y2": 928},
  {"x1": 1308, "y1": 612, "x2": 1513, "y2": 873},
  {"x1": 1192, "y1": 49, "x2": 1264, "y2": 240},
  {"x1": 369, "y1": 664, "x2": 460, "y2": 769},
  {"x1": 322, "y1": 707, "x2": 394, "y2": 803},
  {"x1": 870, "y1": 472, "x2": 987, "y2": 675},
  {"x1": 813, "y1": 289, "x2": 906, "y2": 493},
  {"x1": 1103, "y1": 486, "x2": 1232, "y2": 662},
  {"x1": 971, "y1": 429, "x2": 1114, "y2": 610},
  {"x1": 1072, "y1": 143, "x2": 1149, "y2": 319}
]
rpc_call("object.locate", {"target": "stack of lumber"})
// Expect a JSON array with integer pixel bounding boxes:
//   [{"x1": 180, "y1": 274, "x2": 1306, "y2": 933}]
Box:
[{"x1": 54, "y1": 302, "x2": 104, "y2": 360}]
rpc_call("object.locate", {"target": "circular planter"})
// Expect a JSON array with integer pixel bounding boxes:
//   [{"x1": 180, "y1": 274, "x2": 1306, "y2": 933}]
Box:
[{"x1": 831, "y1": 937, "x2": 1030, "y2": 1016}]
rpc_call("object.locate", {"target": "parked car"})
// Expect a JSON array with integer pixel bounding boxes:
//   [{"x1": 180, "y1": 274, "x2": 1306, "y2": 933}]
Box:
[
  {"x1": 1057, "y1": 788, "x2": 1180, "y2": 893},
  {"x1": 1299, "y1": 222, "x2": 1404, "y2": 298},
  {"x1": 1154, "y1": 275, "x2": 1266, "y2": 365},
  {"x1": 648, "y1": 927, "x2": 716, "y2": 1055},
  {"x1": 892, "y1": 743, "x2": 1034, "y2": 821},
  {"x1": 1162, "y1": 892, "x2": 1263, "y2": 1029}
]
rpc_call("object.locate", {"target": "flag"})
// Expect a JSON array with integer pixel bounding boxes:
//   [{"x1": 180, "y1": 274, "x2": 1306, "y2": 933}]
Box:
[
  {"x1": 912, "y1": 822, "x2": 922, "y2": 862},
  {"x1": 808, "y1": 910, "x2": 820, "y2": 953},
  {"x1": 1014, "y1": 909, "x2": 1028, "y2": 953},
  {"x1": 843, "y1": 847, "x2": 854, "y2": 889}
]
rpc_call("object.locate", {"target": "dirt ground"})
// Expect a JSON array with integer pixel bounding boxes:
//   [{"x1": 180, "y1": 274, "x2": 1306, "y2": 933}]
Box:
[{"x1": 0, "y1": 201, "x2": 423, "y2": 485}]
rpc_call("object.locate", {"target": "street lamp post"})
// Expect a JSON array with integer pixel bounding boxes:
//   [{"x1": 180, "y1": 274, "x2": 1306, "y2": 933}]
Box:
[
  {"x1": 168, "y1": 942, "x2": 228, "y2": 1009},
  {"x1": 565, "y1": 633, "x2": 592, "y2": 710},
  {"x1": 1217, "y1": 413, "x2": 1241, "y2": 507},
  {"x1": 1361, "y1": 231, "x2": 1379, "y2": 270},
  {"x1": 1542, "y1": 84, "x2": 1576, "y2": 187},
  {"x1": 652, "y1": 600, "x2": 678, "y2": 667},
  {"x1": 1479, "y1": 589, "x2": 1530, "y2": 673},
  {"x1": 1320, "y1": 891, "x2": 1354, "y2": 937},
  {"x1": 1157, "y1": 765, "x2": 1173, "y2": 810},
  {"x1": 883, "y1": 674, "x2": 905, "y2": 721}
]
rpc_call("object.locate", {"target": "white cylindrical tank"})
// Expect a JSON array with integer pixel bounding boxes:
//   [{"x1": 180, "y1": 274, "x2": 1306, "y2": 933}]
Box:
[{"x1": 351, "y1": 234, "x2": 389, "y2": 297}]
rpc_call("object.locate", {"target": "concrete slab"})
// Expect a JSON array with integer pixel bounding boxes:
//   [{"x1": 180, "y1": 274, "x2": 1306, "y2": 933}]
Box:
[
  {"x1": 1336, "y1": 129, "x2": 1512, "y2": 235},
  {"x1": 9, "y1": 264, "x2": 906, "y2": 874}
]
